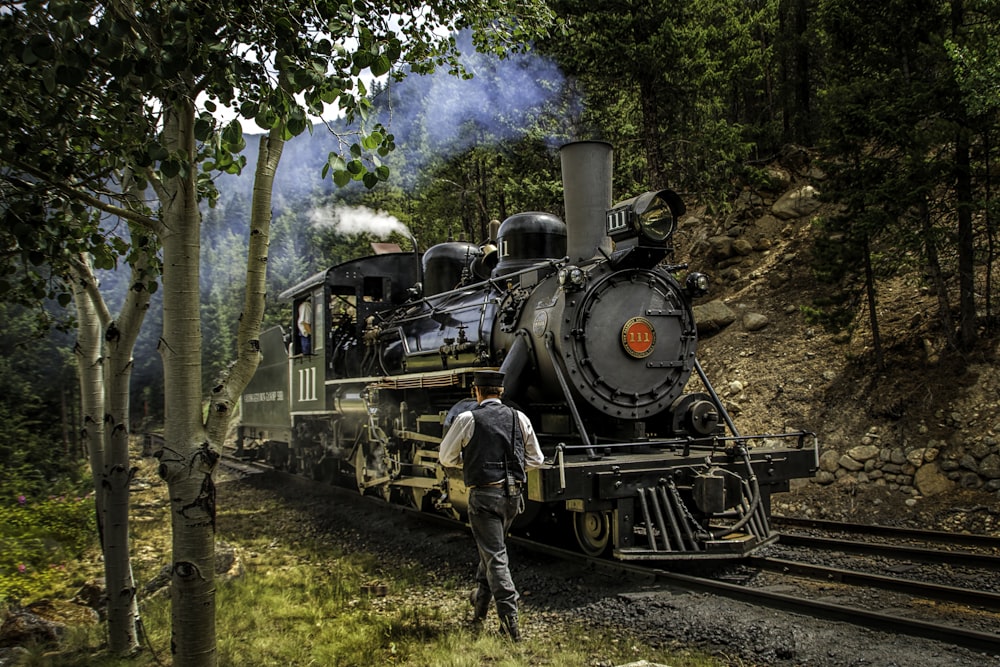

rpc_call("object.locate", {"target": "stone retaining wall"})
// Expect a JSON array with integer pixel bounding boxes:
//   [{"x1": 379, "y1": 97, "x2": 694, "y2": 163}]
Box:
[{"x1": 814, "y1": 428, "x2": 1000, "y2": 496}]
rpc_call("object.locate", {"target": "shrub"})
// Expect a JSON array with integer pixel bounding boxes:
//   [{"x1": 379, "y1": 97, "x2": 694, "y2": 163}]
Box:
[{"x1": 0, "y1": 492, "x2": 98, "y2": 603}]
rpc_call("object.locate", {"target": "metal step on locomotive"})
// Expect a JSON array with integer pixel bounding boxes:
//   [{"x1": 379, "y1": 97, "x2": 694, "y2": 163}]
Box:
[{"x1": 237, "y1": 140, "x2": 818, "y2": 560}]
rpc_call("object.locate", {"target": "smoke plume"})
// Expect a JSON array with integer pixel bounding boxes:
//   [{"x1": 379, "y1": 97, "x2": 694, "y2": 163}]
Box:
[
  {"x1": 378, "y1": 30, "x2": 575, "y2": 159},
  {"x1": 308, "y1": 204, "x2": 412, "y2": 240}
]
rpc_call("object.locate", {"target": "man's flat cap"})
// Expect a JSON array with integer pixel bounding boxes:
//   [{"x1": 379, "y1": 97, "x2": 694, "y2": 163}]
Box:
[{"x1": 472, "y1": 370, "x2": 505, "y2": 387}]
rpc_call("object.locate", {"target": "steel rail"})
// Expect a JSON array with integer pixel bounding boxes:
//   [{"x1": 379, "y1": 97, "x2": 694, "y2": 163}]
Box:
[
  {"x1": 643, "y1": 566, "x2": 1000, "y2": 656},
  {"x1": 777, "y1": 533, "x2": 1000, "y2": 569},
  {"x1": 749, "y1": 556, "x2": 1000, "y2": 610},
  {"x1": 773, "y1": 515, "x2": 1000, "y2": 550}
]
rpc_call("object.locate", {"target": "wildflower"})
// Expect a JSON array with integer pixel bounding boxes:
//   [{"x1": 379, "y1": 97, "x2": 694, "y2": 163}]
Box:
[
  {"x1": 17, "y1": 495, "x2": 26, "y2": 505},
  {"x1": 17, "y1": 564, "x2": 26, "y2": 574}
]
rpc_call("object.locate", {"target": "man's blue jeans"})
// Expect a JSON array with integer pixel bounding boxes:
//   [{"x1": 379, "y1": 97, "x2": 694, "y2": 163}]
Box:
[{"x1": 467, "y1": 486, "x2": 523, "y2": 620}]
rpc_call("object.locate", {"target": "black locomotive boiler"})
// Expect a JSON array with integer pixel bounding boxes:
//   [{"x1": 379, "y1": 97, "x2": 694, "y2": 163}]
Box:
[{"x1": 238, "y1": 141, "x2": 818, "y2": 560}]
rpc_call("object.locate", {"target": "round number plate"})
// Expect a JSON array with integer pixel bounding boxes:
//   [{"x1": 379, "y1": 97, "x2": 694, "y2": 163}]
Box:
[{"x1": 621, "y1": 317, "x2": 655, "y2": 358}]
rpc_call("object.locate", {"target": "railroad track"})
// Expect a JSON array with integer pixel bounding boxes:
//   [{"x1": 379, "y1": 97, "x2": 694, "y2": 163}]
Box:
[
  {"x1": 217, "y1": 452, "x2": 272, "y2": 477},
  {"x1": 507, "y1": 525, "x2": 1000, "y2": 655},
  {"x1": 654, "y1": 563, "x2": 1000, "y2": 655},
  {"x1": 731, "y1": 514, "x2": 1000, "y2": 654},
  {"x1": 518, "y1": 515, "x2": 1000, "y2": 656},
  {"x1": 211, "y1": 452, "x2": 1000, "y2": 657},
  {"x1": 773, "y1": 514, "x2": 1000, "y2": 557}
]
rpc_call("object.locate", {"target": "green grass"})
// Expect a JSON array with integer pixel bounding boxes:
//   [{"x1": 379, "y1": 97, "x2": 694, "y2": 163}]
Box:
[
  {"x1": 7, "y1": 461, "x2": 725, "y2": 667},
  {"x1": 41, "y1": 542, "x2": 722, "y2": 667}
]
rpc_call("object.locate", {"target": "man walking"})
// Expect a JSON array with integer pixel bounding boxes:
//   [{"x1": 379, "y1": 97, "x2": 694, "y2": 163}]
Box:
[{"x1": 439, "y1": 370, "x2": 543, "y2": 641}]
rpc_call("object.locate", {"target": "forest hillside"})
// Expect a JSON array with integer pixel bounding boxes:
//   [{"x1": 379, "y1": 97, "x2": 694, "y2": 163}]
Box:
[{"x1": 679, "y1": 146, "x2": 1000, "y2": 533}]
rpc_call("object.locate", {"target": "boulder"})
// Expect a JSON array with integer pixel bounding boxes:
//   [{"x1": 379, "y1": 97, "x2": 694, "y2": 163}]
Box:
[
  {"x1": 772, "y1": 185, "x2": 821, "y2": 220},
  {"x1": 847, "y1": 445, "x2": 879, "y2": 462},
  {"x1": 742, "y1": 312, "x2": 770, "y2": 331},
  {"x1": 693, "y1": 300, "x2": 737, "y2": 333},
  {"x1": 731, "y1": 238, "x2": 754, "y2": 256},
  {"x1": 707, "y1": 235, "x2": 735, "y2": 259},
  {"x1": 838, "y1": 455, "x2": 864, "y2": 472},
  {"x1": 979, "y1": 453, "x2": 1000, "y2": 479},
  {"x1": 762, "y1": 166, "x2": 793, "y2": 191},
  {"x1": 0, "y1": 600, "x2": 98, "y2": 649},
  {"x1": 818, "y1": 449, "x2": 841, "y2": 473}
]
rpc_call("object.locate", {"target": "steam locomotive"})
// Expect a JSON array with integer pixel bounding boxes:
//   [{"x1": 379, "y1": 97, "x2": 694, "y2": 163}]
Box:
[{"x1": 238, "y1": 141, "x2": 818, "y2": 560}]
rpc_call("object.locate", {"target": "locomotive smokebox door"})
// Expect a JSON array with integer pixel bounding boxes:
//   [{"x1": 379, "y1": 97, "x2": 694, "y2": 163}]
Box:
[{"x1": 692, "y1": 468, "x2": 728, "y2": 514}]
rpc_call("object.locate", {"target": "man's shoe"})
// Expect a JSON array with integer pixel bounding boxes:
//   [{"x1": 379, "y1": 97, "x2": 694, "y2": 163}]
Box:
[
  {"x1": 469, "y1": 588, "x2": 490, "y2": 622},
  {"x1": 499, "y1": 613, "x2": 521, "y2": 642}
]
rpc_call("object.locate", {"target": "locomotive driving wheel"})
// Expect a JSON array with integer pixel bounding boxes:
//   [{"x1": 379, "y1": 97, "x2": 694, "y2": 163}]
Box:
[
  {"x1": 404, "y1": 443, "x2": 427, "y2": 510},
  {"x1": 573, "y1": 510, "x2": 611, "y2": 557},
  {"x1": 353, "y1": 443, "x2": 390, "y2": 501}
]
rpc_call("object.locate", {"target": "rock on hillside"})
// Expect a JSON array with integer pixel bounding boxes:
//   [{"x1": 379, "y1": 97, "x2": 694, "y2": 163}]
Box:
[{"x1": 676, "y1": 146, "x2": 1000, "y2": 527}]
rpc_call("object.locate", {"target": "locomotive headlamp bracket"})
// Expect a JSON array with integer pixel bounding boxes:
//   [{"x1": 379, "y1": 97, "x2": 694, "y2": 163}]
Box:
[{"x1": 606, "y1": 189, "x2": 686, "y2": 245}]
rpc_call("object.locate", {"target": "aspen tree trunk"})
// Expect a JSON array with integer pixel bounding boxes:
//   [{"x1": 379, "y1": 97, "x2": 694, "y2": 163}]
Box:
[
  {"x1": 72, "y1": 264, "x2": 106, "y2": 524},
  {"x1": 205, "y1": 129, "x2": 284, "y2": 447},
  {"x1": 70, "y1": 253, "x2": 147, "y2": 654},
  {"x1": 102, "y1": 236, "x2": 152, "y2": 655},
  {"x1": 70, "y1": 247, "x2": 151, "y2": 654},
  {"x1": 155, "y1": 102, "x2": 219, "y2": 667},
  {"x1": 155, "y1": 109, "x2": 285, "y2": 667}
]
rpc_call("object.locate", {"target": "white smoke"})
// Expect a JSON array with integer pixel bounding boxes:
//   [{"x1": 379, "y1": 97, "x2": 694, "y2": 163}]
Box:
[{"x1": 308, "y1": 204, "x2": 411, "y2": 240}]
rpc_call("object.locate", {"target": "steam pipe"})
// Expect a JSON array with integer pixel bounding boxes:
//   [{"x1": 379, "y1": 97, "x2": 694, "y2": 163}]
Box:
[
  {"x1": 692, "y1": 358, "x2": 767, "y2": 540},
  {"x1": 499, "y1": 331, "x2": 534, "y2": 400},
  {"x1": 403, "y1": 229, "x2": 423, "y2": 297},
  {"x1": 636, "y1": 491, "x2": 657, "y2": 552},
  {"x1": 647, "y1": 488, "x2": 672, "y2": 551},
  {"x1": 657, "y1": 485, "x2": 687, "y2": 550},
  {"x1": 694, "y1": 358, "x2": 741, "y2": 439}
]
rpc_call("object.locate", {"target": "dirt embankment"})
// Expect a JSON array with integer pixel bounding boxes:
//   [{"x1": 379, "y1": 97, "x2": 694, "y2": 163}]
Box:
[{"x1": 679, "y1": 149, "x2": 1000, "y2": 529}]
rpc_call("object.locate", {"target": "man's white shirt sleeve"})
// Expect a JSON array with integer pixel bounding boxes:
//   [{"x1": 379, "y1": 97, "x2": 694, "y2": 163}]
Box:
[
  {"x1": 518, "y1": 412, "x2": 544, "y2": 470},
  {"x1": 439, "y1": 411, "x2": 475, "y2": 469}
]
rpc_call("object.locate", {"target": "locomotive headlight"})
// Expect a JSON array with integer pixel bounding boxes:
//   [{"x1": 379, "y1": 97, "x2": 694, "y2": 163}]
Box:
[
  {"x1": 559, "y1": 265, "x2": 587, "y2": 291},
  {"x1": 632, "y1": 190, "x2": 677, "y2": 242},
  {"x1": 606, "y1": 189, "x2": 686, "y2": 245},
  {"x1": 685, "y1": 272, "x2": 710, "y2": 298}
]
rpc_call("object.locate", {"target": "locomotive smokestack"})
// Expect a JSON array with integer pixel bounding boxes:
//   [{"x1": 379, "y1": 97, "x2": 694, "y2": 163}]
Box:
[{"x1": 560, "y1": 141, "x2": 613, "y2": 263}]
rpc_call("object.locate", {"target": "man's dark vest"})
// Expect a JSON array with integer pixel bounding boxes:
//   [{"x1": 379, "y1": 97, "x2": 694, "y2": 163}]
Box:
[{"x1": 462, "y1": 401, "x2": 526, "y2": 488}]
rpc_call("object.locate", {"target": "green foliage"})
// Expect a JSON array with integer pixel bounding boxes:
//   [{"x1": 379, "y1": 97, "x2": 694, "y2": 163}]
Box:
[
  {"x1": 800, "y1": 301, "x2": 855, "y2": 333},
  {"x1": 0, "y1": 303, "x2": 81, "y2": 493},
  {"x1": 537, "y1": 0, "x2": 765, "y2": 201},
  {"x1": 806, "y1": 0, "x2": 1000, "y2": 349},
  {"x1": 945, "y1": 0, "x2": 1000, "y2": 118},
  {"x1": 0, "y1": 492, "x2": 97, "y2": 604}
]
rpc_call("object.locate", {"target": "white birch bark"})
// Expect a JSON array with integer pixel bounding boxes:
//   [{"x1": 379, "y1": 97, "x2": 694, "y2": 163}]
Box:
[
  {"x1": 153, "y1": 102, "x2": 220, "y2": 667},
  {"x1": 71, "y1": 261, "x2": 107, "y2": 520},
  {"x1": 103, "y1": 240, "x2": 152, "y2": 654},
  {"x1": 156, "y1": 115, "x2": 285, "y2": 666},
  {"x1": 205, "y1": 129, "x2": 283, "y2": 445},
  {"x1": 69, "y1": 247, "x2": 150, "y2": 655}
]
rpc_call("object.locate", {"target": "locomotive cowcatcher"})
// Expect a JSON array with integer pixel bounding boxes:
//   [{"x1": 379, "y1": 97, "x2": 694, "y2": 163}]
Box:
[{"x1": 238, "y1": 141, "x2": 818, "y2": 560}]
